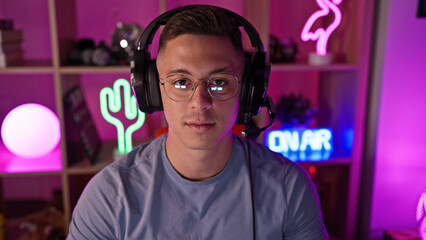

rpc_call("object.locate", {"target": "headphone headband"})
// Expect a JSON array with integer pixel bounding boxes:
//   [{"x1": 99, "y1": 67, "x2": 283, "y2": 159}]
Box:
[{"x1": 137, "y1": 5, "x2": 265, "y2": 53}]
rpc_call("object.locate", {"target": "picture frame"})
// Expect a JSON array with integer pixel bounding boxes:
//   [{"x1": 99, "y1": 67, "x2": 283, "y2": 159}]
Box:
[{"x1": 63, "y1": 86, "x2": 101, "y2": 165}]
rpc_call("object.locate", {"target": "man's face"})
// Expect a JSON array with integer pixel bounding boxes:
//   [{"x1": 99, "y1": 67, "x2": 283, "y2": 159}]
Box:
[{"x1": 156, "y1": 34, "x2": 244, "y2": 150}]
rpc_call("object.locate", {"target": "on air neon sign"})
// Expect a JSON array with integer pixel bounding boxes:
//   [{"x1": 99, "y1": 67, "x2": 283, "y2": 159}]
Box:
[{"x1": 266, "y1": 128, "x2": 334, "y2": 161}]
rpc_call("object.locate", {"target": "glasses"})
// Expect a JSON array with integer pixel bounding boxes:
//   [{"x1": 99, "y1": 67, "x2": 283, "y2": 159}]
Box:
[{"x1": 160, "y1": 73, "x2": 241, "y2": 102}]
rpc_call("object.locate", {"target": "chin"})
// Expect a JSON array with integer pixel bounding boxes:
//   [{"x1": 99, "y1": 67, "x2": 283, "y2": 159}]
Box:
[
  {"x1": 183, "y1": 134, "x2": 224, "y2": 150},
  {"x1": 178, "y1": 129, "x2": 233, "y2": 151}
]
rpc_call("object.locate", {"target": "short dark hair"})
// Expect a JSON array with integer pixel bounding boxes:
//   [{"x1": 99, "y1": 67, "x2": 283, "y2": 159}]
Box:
[{"x1": 158, "y1": 5, "x2": 243, "y2": 55}]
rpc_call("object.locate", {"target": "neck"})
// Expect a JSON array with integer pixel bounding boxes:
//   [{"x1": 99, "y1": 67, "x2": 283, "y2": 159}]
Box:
[{"x1": 165, "y1": 134, "x2": 234, "y2": 181}]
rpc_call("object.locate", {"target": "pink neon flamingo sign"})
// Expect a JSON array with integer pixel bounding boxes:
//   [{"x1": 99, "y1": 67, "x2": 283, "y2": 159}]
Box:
[
  {"x1": 418, "y1": 192, "x2": 426, "y2": 239},
  {"x1": 301, "y1": 0, "x2": 342, "y2": 56}
]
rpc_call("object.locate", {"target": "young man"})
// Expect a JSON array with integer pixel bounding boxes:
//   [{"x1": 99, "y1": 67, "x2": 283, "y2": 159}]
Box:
[{"x1": 68, "y1": 5, "x2": 328, "y2": 239}]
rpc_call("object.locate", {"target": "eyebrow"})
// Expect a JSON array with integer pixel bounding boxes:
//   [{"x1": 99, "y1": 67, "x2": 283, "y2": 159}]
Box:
[{"x1": 166, "y1": 67, "x2": 231, "y2": 77}]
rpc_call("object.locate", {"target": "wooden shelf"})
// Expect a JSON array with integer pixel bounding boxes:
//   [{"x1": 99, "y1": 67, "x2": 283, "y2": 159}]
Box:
[
  {"x1": 0, "y1": 170, "x2": 63, "y2": 178},
  {"x1": 65, "y1": 139, "x2": 148, "y2": 175},
  {"x1": 0, "y1": 60, "x2": 54, "y2": 74},
  {"x1": 283, "y1": 150, "x2": 353, "y2": 165},
  {"x1": 297, "y1": 158, "x2": 352, "y2": 165},
  {"x1": 271, "y1": 63, "x2": 358, "y2": 72},
  {"x1": 66, "y1": 162, "x2": 111, "y2": 175},
  {"x1": 0, "y1": 143, "x2": 62, "y2": 176},
  {"x1": 65, "y1": 140, "x2": 116, "y2": 175},
  {"x1": 0, "y1": 64, "x2": 131, "y2": 75},
  {"x1": 59, "y1": 65, "x2": 130, "y2": 74}
]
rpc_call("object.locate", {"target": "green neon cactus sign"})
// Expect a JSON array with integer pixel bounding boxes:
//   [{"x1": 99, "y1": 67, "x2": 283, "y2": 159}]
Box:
[{"x1": 100, "y1": 78, "x2": 145, "y2": 154}]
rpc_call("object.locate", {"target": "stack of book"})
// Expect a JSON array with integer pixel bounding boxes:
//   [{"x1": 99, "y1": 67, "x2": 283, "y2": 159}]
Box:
[{"x1": 0, "y1": 29, "x2": 24, "y2": 67}]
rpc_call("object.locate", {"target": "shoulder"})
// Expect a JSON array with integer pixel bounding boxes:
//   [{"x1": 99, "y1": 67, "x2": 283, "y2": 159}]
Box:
[
  {"x1": 91, "y1": 135, "x2": 165, "y2": 182},
  {"x1": 233, "y1": 135, "x2": 307, "y2": 179},
  {"x1": 232, "y1": 137, "x2": 327, "y2": 238},
  {"x1": 78, "y1": 134, "x2": 165, "y2": 194},
  {"x1": 68, "y1": 135, "x2": 167, "y2": 239},
  {"x1": 76, "y1": 135, "x2": 166, "y2": 208},
  {"x1": 109, "y1": 135, "x2": 165, "y2": 171},
  {"x1": 233, "y1": 135, "x2": 316, "y2": 208}
]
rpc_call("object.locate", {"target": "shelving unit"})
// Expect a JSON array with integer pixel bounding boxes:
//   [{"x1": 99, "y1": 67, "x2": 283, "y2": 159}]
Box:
[{"x1": 0, "y1": 0, "x2": 374, "y2": 239}]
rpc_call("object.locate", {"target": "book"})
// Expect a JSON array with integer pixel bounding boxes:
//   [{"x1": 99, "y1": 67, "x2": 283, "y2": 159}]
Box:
[
  {"x1": 0, "y1": 42, "x2": 23, "y2": 54},
  {"x1": 0, "y1": 30, "x2": 25, "y2": 67},
  {"x1": 0, "y1": 19, "x2": 14, "y2": 30},
  {"x1": 0, "y1": 29, "x2": 23, "y2": 44},
  {"x1": 63, "y1": 86, "x2": 101, "y2": 165},
  {"x1": 0, "y1": 51, "x2": 24, "y2": 67}
]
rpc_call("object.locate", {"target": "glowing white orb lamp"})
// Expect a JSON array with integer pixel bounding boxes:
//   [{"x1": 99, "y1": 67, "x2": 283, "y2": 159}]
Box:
[{"x1": 1, "y1": 103, "x2": 61, "y2": 158}]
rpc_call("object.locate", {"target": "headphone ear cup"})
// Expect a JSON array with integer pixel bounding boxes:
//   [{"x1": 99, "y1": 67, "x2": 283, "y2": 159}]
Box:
[
  {"x1": 239, "y1": 58, "x2": 269, "y2": 117},
  {"x1": 132, "y1": 51, "x2": 163, "y2": 113},
  {"x1": 145, "y1": 60, "x2": 163, "y2": 112},
  {"x1": 239, "y1": 60, "x2": 253, "y2": 115}
]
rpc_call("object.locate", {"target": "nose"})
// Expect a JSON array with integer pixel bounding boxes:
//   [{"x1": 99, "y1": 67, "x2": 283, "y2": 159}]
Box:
[{"x1": 190, "y1": 82, "x2": 212, "y2": 110}]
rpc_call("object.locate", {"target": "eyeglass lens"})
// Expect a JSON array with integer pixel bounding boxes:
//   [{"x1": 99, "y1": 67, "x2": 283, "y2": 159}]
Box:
[{"x1": 162, "y1": 73, "x2": 239, "y2": 102}]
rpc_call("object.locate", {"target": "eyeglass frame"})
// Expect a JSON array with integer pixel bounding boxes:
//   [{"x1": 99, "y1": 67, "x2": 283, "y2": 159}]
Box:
[{"x1": 159, "y1": 72, "x2": 242, "y2": 102}]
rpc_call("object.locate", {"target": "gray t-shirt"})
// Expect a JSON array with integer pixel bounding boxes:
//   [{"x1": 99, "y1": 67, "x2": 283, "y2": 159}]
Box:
[{"x1": 68, "y1": 134, "x2": 328, "y2": 240}]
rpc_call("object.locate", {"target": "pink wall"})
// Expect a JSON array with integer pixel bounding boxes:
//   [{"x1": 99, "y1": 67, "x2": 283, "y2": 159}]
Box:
[
  {"x1": 0, "y1": 0, "x2": 51, "y2": 60},
  {"x1": 370, "y1": 0, "x2": 426, "y2": 232},
  {"x1": 269, "y1": 0, "x2": 317, "y2": 61},
  {"x1": 75, "y1": 0, "x2": 160, "y2": 45}
]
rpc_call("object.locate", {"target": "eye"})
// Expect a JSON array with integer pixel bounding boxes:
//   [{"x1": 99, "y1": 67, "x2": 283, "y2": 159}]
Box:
[
  {"x1": 211, "y1": 78, "x2": 228, "y2": 86},
  {"x1": 168, "y1": 76, "x2": 193, "y2": 89},
  {"x1": 209, "y1": 78, "x2": 229, "y2": 92}
]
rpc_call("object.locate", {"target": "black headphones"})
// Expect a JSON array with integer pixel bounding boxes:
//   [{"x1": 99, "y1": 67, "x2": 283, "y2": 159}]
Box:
[{"x1": 131, "y1": 5, "x2": 275, "y2": 138}]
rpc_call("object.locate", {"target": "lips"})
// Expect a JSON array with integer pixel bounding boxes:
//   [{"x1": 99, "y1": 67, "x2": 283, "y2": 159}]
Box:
[{"x1": 186, "y1": 121, "x2": 216, "y2": 133}]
